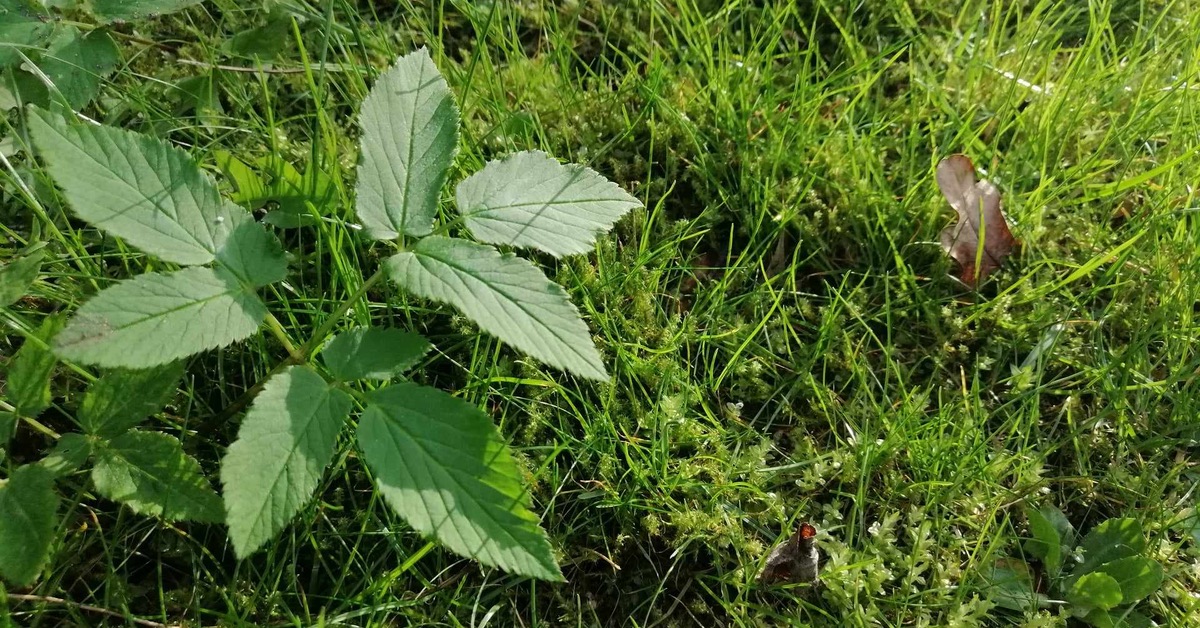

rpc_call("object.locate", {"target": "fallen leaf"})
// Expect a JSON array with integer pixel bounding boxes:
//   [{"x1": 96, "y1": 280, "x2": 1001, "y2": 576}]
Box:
[
  {"x1": 758, "y1": 522, "x2": 820, "y2": 584},
  {"x1": 936, "y1": 154, "x2": 1018, "y2": 286}
]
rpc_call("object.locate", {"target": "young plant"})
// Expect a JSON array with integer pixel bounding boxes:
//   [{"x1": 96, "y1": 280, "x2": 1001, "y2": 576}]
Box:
[
  {"x1": 984, "y1": 508, "x2": 1165, "y2": 627},
  {"x1": 1, "y1": 46, "x2": 639, "y2": 584}
]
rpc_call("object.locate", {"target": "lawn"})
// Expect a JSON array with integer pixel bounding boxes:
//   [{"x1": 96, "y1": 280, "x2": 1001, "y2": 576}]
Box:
[{"x1": 3, "y1": 0, "x2": 1200, "y2": 626}]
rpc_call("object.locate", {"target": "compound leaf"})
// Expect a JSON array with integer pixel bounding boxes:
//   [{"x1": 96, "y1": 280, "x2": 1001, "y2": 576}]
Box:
[
  {"x1": 28, "y1": 107, "x2": 282, "y2": 275},
  {"x1": 321, "y1": 327, "x2": 431, "y2": 381},
  {"x1": 53, "y1": 266, "x2": 268, "y2": 368},
  {"x1": 385, "y1": 236, "x2": 605, "y2": 380},
  {"x1": 358, "y1": 383, "x2": 561, "y2": 580},
  {"x1": 221, "y1": 366, "x2": 352, "y2": 558},
  {"x1": 8, "y1": 315, "x2": 63, "y2": 417},
  {"x1": 458, "y1": 150, "x2": 641, "y2": 257},
  {"x1": 0, "y1": 248, "x2": 43, "y2": 306},
  {"x1": 0, "y1": 464, "x2": 59, "y2": 586},
  {"x1": 90, "y1": 0, "x2": 206, "y2": 23},
  {"x1": 79, "y1": 363, "x2": 185, "y2": 437},
  {"x1": 0, "y1": 0, "x2": 53, "y2": 68},
  {"x1": 92, "y1": 430, "x2": 222, "y2": 522},
  {"x1": 355, "y1": 47, "x2": 458, "y2": 240}
]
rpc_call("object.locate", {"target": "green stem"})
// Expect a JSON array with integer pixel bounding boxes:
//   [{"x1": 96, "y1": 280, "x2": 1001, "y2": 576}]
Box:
[
  {"x1": 263, "y1": 313, "x2": 302, "y2": 361},
  {"x1": 296, "y1": 268, "x2": 386, "y2": 357},
  {"x1": 210, "y1": 268, "x2": 387, "y2": 424}
]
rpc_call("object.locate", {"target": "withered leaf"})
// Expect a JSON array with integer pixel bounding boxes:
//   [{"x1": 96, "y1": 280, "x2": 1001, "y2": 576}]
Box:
[
  {"x1": 758, "y1": 522, "x2": 820, "y2": 584},
  {"x1": 936, "y1": 154, "x2": 1018, "y2": 286}
]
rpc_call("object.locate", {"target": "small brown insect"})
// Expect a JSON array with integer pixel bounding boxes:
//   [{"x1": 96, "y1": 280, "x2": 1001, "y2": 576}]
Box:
[{"x1": 758, "y1": 522, "x2": 820, "y2": 584}]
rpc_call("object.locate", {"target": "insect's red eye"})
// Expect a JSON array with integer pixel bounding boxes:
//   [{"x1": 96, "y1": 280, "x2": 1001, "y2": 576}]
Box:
[{"x1": 799, "y1": 523, "x2": 816, "y2": 539}]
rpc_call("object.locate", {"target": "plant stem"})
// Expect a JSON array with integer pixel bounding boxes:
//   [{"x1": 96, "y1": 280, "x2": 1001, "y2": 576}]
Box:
[
  {"x1": 263, "y1": 313, "x2": 302, "y2": 361},
  {"x1": 210, "y1": 268, "x2": 387, "y2": 423}
]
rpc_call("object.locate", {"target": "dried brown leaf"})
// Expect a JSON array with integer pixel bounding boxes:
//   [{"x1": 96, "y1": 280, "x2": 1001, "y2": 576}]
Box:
[{"x1": 936, "y1": 154, "x2": 1018, "y2": 286}]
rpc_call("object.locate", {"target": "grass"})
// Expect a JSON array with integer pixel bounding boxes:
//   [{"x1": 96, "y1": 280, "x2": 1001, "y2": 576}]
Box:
[{"x1": 3, "y1": 0, "x2": 1200, "y2": 625}]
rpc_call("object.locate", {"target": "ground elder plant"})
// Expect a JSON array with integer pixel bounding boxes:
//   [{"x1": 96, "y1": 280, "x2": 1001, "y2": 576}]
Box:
[{"x1": 0, "y1": 47, "x2": 640, "y2": 584}]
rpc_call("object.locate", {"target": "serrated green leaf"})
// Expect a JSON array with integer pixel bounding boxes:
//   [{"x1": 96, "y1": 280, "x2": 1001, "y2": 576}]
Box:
[
  {"x1": 321, "y1": 327, "x2": 431, "y2": 381},
  {"x1": 90, "y1": 0, "x2": 206, "y2": 23},
  {"x1": 53, "y1": 267, "x2": 268, "y2": 368},
  {"x1": 37, "y1": 433, "x2": 91, "y2": 476},
  {"x1": 1070, "y1": 572, "x2": 1124, "y2": 612},
  {"x1": 79, "y1": 363, "x2": 185, "y2": 437},
  {"x1": 221, "y1": 366, "x2": 352, "y2": 557},
  {"x1": 8, "y1": 315, "x2": 63, "y2": 417},
  {"x1": 458, "y1": 150, "x2": 641, "y2": 257},
  {"x1": 355, "y1": 47, "x2": 458, "y2": 239},
  {"x1": 27, "y1": 109, "x2": 287, "y2": 284},
  {"x1": 1072, "y1": 518, "x2": 1147, "y2": 584},
  {"x1": 0, "y1": 248, "x2": 43, "y2": 306},
  {"x1": 91, "y1": 430, "x2": 222, "y2": 522},
  {"x1": 1025, "y1": 506, "x2": 1063, "y2": 574},
  {"x1": 386, "y1": 236, "x2": 606, "y2": 380},
  {"x1": 982, "y1": 558, "x2": 1047, "y2": 612},
  {"x1": 358, "y1": 383, "x2": 561, "y2": 580},
  {"x1": 1095, "y1": 556, "x2": 1163, "y2": 604},
  {"x1": 0, "y1": 464, "x2": 59, "y2": 586},
  {"x1": 0, "y1": 0, "x2": 53, "y2": 68},
  {"x1": 214, "y1": 219, "x2": 288, "y2": 287},
  {"x1": 16, "y1": 26, "x2": 120, "y2": 109}
]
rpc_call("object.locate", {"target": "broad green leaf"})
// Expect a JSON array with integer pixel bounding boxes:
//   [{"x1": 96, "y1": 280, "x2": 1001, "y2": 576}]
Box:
[
  {"x1": 358, "y1": 383, "x2": 561, "y2": 580},
  {"x1": 214, "y1": 219, "x2": 288, "y2": 287},
  {"x1": 1072, "y1": 518, "x2": 1147, "y2": 584},
  {"x1": 91, "y1": 430, "x2": 222, "y2": 522},
  {"x1": 79, "y1": 363, "x2": 185, "y2": 437},
  {"x1": 0, "y1": 464, "x2": 59, "y2": 586},
  {"x1": 53, "y1": 267, "x2": 268, "y2": 368},
  {"x1": 28, "y1": 108, "x2": 260, "y2": 267},
  {"x1": 37, "y1": 433, "x2": 91, "y2": 476},
  {"x1": 386, "y1": 236, "x2": 606, "y2": 380},
  {"x1": 981, "y1": 558, "x2": 1047, "y2": 612},
  {"x1": 8, "y1": 315, "x2": 63, "y2": 417},
  {"x1": 222, "y1": 12, "x2": 291, "y2": 59},
  {"x1": 16, "y1": 27, "x2": 120, "y2": 109},
  {"x1": 0, "y1": 411, "x2": 14, "y2": 463},
  {"x1": 1069, "y1": 572, "x2": 1123, "y2": 612},
  {"x1": 172, "y1": 73, "x2": 223, "y2": 126},
  {"x1": 213, "y1": 150, "x2": 266, "y2": 204},
  {"x1": 0, "y1": 248, "x2": 43, "y2": 306},
  {"x1": 1043, "y1": 504, "x2": 1077, "y2": 549},
  {"x1": 1025, "y1": 506, "x2": 1063, "y2": 575},
  {"x1": 0, "y1": 0, "x2": 53, "y2": 68},
  {"x1": 221, "y1": 366, "x2": 352, "y2": 557},
  {"x1": 321, "y1": 328, "x2": 431, "y2": 381},
  {"x1": 355, "y1": 47, "x2": 458, "y2": 239},
  {"x1": 90, "y1": 0, "x2": 206, "y2": 23},
  {"x1": 1094, "y1": 556, "x2": 1163, "y2": 604},
  {"x1": 216, "y1": 152, "x2": 334, "y2": 229},
  {"x1": 458, "y1": 151, "x2": 641, "y2": 257}
]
